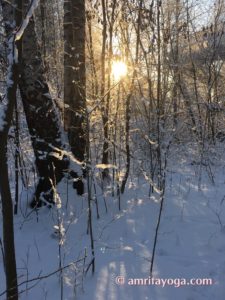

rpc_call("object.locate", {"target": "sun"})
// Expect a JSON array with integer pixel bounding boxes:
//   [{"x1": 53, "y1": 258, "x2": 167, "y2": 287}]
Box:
[{"x1": 111, "y1": 60, "x2": 128, "y2": 81}]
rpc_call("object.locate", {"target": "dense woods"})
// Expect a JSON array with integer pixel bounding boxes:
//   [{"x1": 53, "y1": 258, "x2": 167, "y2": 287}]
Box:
[{"x1": 0, "y1": 0, "x2": 225, "y2": 299}]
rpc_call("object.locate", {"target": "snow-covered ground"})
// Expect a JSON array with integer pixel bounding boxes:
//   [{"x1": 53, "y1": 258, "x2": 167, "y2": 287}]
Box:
[{"x1": 0, "y1": 142, "x2": 225, "y2": 300}]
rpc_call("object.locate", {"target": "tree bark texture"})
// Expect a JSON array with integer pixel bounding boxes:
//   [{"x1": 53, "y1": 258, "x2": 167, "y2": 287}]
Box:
[
  {"x1": 2, "y1": 0, "x2": 71, "y2": 207},
  {"x1": 19, "y1": 10, "x2": 68, "y2": 206},
  {"x1": 64, "y1": 0, "x2": 86, "y2": 161},
  {"x1": 0, "y1": 1, "x2": 20, "y2": 298},
  {"x1": 0, "y1": 62, "x2": 19, "y2": 299}
]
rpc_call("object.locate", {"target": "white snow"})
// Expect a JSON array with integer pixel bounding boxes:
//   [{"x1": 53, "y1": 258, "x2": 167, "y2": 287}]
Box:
[{"x1": 0, "y1": 143, "x2": 225, "y2": 300}]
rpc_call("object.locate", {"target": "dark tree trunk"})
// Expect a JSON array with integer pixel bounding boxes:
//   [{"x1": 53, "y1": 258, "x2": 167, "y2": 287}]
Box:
[
  {"x1": 0, "y1": 144, "x2": 18, "y2": 300},
  {"x1": 40, "y1": 0, "x2": 46, "y2": 61},
  {"x1": 100, "y1": 0, "x2": 109, "y2": 178},
  {"x1": 0, "y1": 0, "x2": 21, "y2": 298},
  {"x1": 2, "y1": 0, "x2": 71, "y2": 207},
  {"x1": 121, "y1": 0, "x2": 142, "y2": 193},
  {"x1": 64, "y1": 0, "x2": 86, "y2": 162},
  {"x1": 19, "y1": 9, "x2": 68, "y2": 207},
  {"x1": 0, "y1": 61, "x2": 19, "y2": 300}
]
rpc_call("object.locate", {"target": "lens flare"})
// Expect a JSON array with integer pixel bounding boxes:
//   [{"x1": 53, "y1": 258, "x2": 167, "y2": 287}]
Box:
[{"x1": 111, "y1": 61, "x2": 128, "y2": 81}]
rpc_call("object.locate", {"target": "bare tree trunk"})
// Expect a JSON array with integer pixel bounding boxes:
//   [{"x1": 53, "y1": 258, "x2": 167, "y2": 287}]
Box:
[
  {"x1": 2, "y1": 0, "x2": 71, "y2": 207},
  {"x1": 40, "y1": 0, "x2": 46, "y2": 61},
  {"x1": 64, "y1": 0, "x2": 86, "y2": 161},
  {"x1": 0, "y1": 1, "x2": 21, "y2": 298},
  {"x1": 87, "y1": 12, "x2": 99, "y2": 100},
  {"x1": 121, "y1": 0, "x2": 143, "y2": 193},
  {"x1": 100, "y1": 0, "x2": 109, "y2": 178},
  {"x1": 0, "y1": 54, "x2": 19, "y2": 300},
  {"x1": 172, "y1": 0, "x2": 180, "y2": 127},
  {"x1": 19, "y1": 4, "x2": 68, "y2": 206},
  {"x1": 156, "y1": 0, "x2": 163, "y2": 187},
  {"x1": 185, "y1": 0, "x2": 203, "y2": 139}
]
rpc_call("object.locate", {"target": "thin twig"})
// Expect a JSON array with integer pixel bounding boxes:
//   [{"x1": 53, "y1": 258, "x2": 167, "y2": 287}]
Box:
[{"x1": 0, "y1": 257, "x2": 86, "y2": 298}]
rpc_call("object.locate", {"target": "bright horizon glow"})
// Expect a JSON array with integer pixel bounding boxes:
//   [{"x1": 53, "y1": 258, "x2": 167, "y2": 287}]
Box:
[{"x1": 111, "y1": 60, "x2": 128, "y2": 81}]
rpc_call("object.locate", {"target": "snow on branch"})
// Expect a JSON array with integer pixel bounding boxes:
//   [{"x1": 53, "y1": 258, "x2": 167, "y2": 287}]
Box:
[
  {"x1": 15, "y1": 0, "x2": 40, "y2": 41},
  {"x1": 0, "y1": 34, "x2": 16, "y2": 131},
  {"x1": 0, "y1": 0, "x2": 40, "y2": 132}
]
